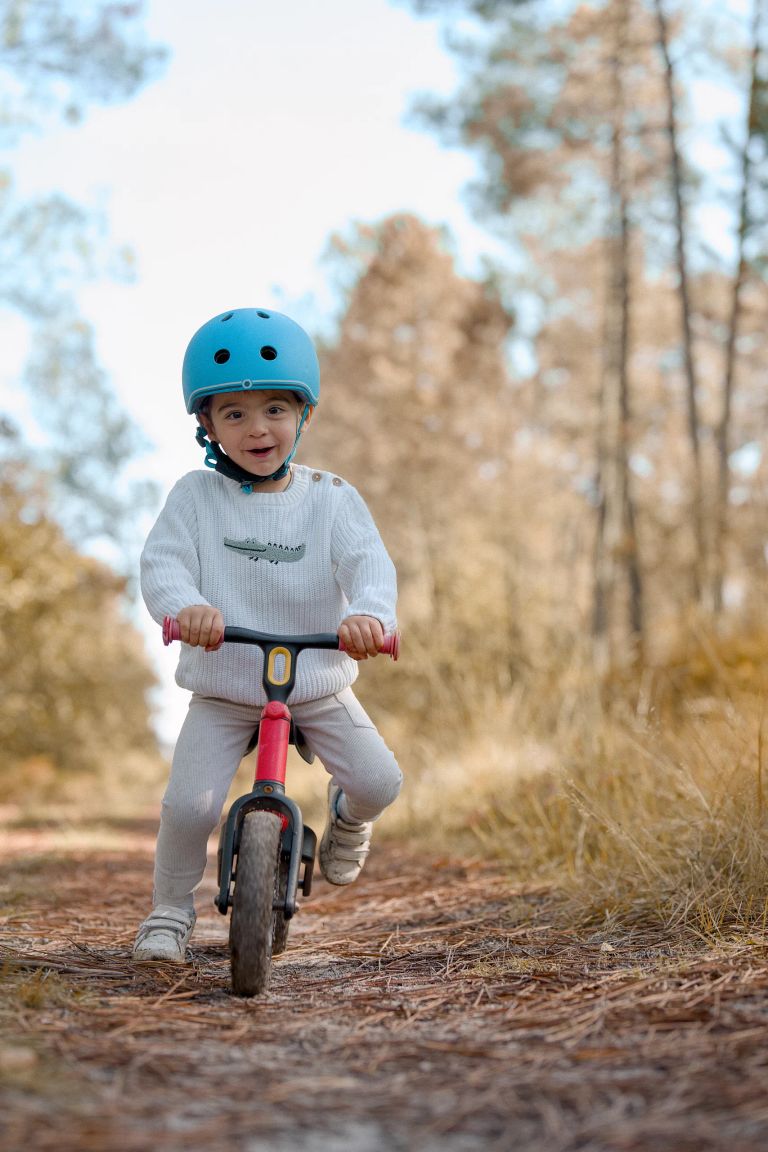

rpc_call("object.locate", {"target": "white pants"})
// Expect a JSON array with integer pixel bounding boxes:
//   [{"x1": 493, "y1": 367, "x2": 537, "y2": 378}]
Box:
[{"x1": 153, "y1": 689, "x2": 402, "y2": 909}]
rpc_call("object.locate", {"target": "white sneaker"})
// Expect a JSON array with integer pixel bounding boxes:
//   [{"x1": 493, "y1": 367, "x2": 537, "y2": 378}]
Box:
[
  {"x1": 132, "y1": 906, "x2": 196, "y2": 963},
  {"x1": 319, "y1": 783, "x2": 373, "y2": 886}
]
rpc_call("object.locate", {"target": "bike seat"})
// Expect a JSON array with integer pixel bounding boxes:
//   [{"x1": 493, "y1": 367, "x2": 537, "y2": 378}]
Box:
[{"x1": 244, "y1": 720, "x2": 315, "y2": 764}]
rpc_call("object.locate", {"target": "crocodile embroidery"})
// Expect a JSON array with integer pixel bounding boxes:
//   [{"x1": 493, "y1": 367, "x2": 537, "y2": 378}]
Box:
[{"x1": 224, "y1": 537, "x2": 306, "y2": 564}]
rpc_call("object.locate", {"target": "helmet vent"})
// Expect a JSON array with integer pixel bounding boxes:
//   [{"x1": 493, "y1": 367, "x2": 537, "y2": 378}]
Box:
[
  {"x1": 214, "y1": 349, "x2": 231, "y2": 364},
  {"x1": 221, "y1": 313, "x2": 234, "y2": 322},
  {"x1": 257, "y1": 311, "x2": 270, "y2": 319},
  {"x1": 260, "y1": 346, "x2": 277, "y2": 361}
]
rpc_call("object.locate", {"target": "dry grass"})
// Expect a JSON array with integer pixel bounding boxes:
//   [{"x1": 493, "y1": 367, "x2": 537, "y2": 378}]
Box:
[{"x1": 384, "y1": 624, "x2": 768, "y2": 937}]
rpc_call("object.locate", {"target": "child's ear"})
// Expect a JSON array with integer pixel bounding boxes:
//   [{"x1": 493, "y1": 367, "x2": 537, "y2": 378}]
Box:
[
  {"x1": 303, "y1": 405, "x2": 315, "y2": 428},
  {"x1": 198, "y1": 412, "x2": 217, "y2": 441}
]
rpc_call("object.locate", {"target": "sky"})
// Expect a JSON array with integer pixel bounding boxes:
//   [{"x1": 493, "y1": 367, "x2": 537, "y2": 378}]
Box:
[{"x1": 3, "y1": 0, "x2": 500, "y2": 742}]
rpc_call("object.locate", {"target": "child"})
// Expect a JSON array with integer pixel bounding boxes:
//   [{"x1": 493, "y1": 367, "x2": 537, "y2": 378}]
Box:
[{"x1": 133, "y1": 307, "x2": 402, "y2": 963}]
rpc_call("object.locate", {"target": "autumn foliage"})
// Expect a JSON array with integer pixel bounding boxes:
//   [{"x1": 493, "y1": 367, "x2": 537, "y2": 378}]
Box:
[{"x1": 0, "y1": 469, "x2": 157, "y2": 800}]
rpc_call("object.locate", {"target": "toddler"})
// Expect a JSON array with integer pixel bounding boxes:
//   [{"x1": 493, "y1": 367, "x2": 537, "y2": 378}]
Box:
[{"x1": 133, "y1": 307, "x2": 401, "y2": 962}]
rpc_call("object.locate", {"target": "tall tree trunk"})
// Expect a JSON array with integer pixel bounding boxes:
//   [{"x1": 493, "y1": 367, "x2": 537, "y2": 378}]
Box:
[
  {"x1": 593, "y1": 0, "x2": 644, "y2": 672},
  {"x1": 712, "y1": 0, "x2": 764, "y2": 613},
  {"x1": 654, "y1": 0, "x2": 707, "y2": 607}
]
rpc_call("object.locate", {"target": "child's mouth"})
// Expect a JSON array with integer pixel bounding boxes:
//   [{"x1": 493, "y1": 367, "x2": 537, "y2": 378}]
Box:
[{"x1": 247, "y1": 447, "x2": 274, "y2": 457}]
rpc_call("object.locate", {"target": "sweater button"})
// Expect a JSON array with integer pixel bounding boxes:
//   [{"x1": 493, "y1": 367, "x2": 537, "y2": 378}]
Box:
[
  {"x1": 312, "y1": 472, "x2": 321, "y2": 481},
  {"x1": 332, "y1": 477, "x2": 342, "y2": 486}
]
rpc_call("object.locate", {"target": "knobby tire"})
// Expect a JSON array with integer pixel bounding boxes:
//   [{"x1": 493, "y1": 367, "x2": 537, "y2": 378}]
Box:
[
  {"x1": 272, "y1": 852, "x2": 290, "y2": 956},
  {"x1": 229, "y1": 810, "x2": 282, "y2": 996}
]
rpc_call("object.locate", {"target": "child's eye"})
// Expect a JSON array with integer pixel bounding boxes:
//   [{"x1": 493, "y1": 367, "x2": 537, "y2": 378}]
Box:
[{"x1": 224, "y1": 410, "x2": 243, "y2": 420}]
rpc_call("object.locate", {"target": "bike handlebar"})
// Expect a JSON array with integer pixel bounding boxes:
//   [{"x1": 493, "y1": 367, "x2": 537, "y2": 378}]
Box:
[{"x1": 162, "y1": 616, "x2": 400, "y2": 661}]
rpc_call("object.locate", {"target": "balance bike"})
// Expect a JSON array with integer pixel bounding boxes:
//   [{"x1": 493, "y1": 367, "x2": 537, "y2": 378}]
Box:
[{"x1": 163, "y1": 616, "x2": 399, "y2": 996}]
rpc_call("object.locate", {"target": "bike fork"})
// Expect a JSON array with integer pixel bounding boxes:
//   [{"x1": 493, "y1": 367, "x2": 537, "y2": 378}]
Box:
[{"x1": 215, "y1": 702, "x2": 317, "y2": 915}]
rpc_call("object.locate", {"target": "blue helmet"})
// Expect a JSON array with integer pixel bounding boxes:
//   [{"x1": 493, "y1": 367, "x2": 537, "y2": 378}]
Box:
[
  {"x1": 183, "y1": 308, "x2": 319, "y2": 489},
  {"x1": 182, "y1": 307, "x2": 320, "y2": 414}
]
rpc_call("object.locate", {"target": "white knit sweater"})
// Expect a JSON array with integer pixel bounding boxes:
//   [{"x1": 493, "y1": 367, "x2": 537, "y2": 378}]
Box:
[{"x1": 140, "y1": 465, "x2": 398, "y2": 706}]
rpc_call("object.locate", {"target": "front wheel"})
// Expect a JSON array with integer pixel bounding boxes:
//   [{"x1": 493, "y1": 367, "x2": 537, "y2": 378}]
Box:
[{"x1": 229, "y1": 810, "x2": 282, "y2": 996}]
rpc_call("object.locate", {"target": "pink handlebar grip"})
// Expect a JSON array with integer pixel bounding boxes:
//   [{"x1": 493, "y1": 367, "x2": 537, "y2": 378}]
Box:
[
  {"x1": 379, "y1": 630, "x2": 401, "y2": 661},
  {"x1": 338, "y1": 630, "x2": 400, "y2": 661},
  {"x1": 384, "y1": 635, "x2": 402, "y2": 663},
  {"x1": 163, "y1": 616, "x2": 181, "y2": 645}
]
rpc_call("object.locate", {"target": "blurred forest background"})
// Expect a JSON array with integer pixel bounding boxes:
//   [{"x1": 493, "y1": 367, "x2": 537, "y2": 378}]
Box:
[{"x1": 2, "y1": 0, "x2": 768, "y2": 928}]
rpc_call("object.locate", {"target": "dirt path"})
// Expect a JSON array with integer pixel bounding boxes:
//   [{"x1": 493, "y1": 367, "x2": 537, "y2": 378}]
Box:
[{"x1": 2, "y1": 819, "x2": 768, "y2": 1152}]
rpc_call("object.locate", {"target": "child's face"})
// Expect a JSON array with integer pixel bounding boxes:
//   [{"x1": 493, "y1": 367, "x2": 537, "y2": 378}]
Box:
[{"x1": 199, "y1": 390, "x2": 309, "y2": 484}]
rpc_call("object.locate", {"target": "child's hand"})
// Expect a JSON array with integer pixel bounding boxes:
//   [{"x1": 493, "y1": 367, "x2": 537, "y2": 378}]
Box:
[
  {"x1": 339, "y1": 615, "x2": 385, "y2": 661},
  {"x1": 176, "y1": 605, "x2": 225, "y2": 651}
]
